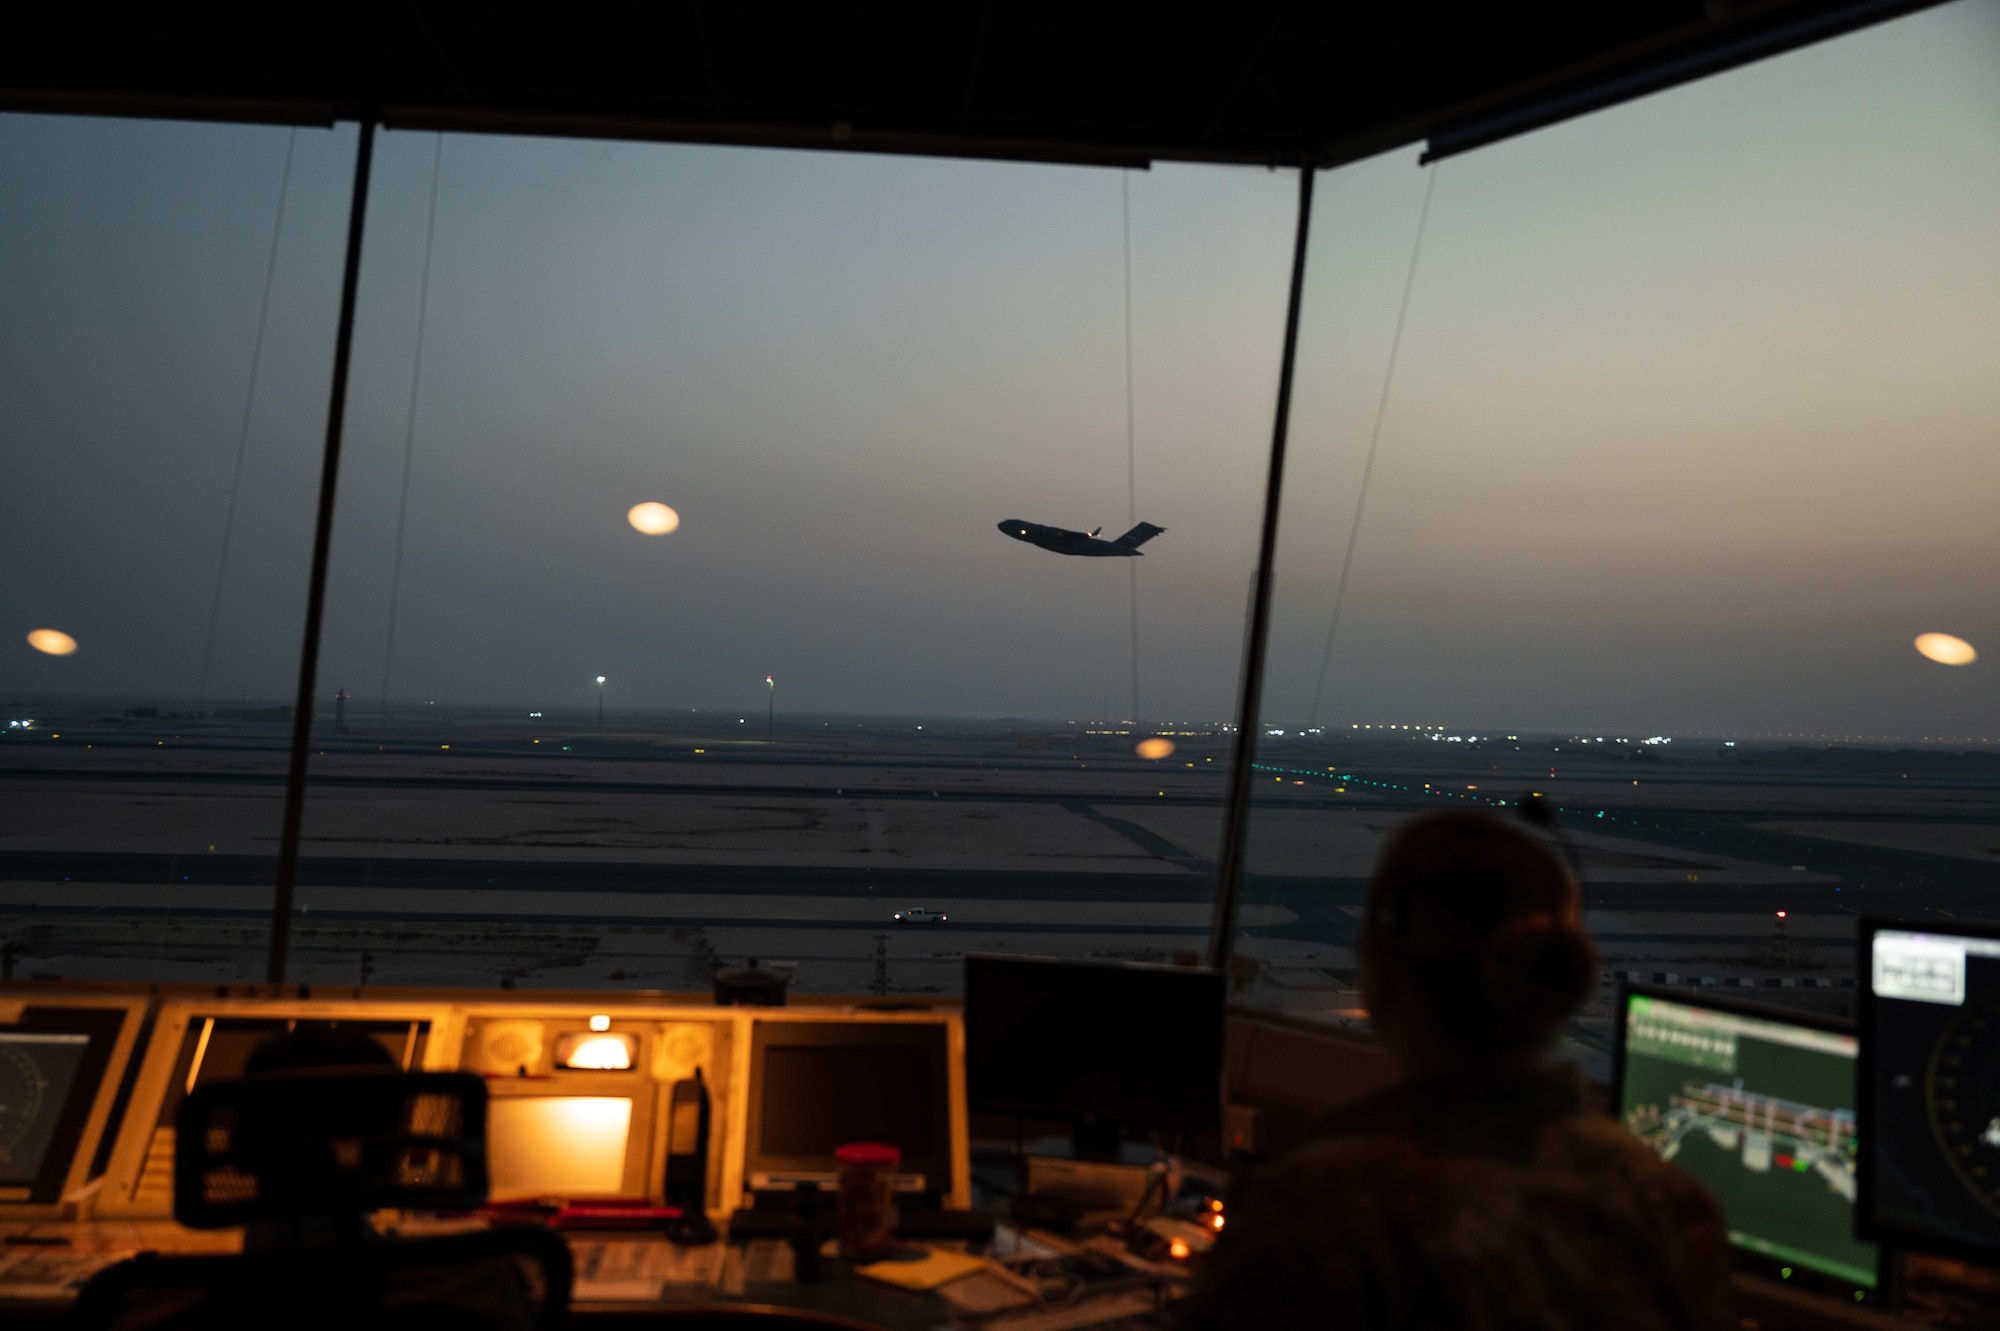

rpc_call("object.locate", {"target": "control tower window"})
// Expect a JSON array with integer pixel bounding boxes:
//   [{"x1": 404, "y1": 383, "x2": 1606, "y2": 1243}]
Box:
[{"x1": 1227, "y1": 2, "x2": 2000, "y2": 1072}]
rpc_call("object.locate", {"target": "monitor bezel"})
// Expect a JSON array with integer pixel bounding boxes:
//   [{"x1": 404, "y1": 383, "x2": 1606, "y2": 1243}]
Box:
[
  {"x1": 1609, "y1": 979, "x2": 1881, "y2": 1295},
  {"x1": 1855, "y1": 915, "x2": 2000, "y2": 1264},
  {"x1": 0, "y1": 1004, "x2": 134, "y2": 1205},
  {"x1": 742, "y1": 1016, "x2": 956, "y2": 1200},
  {"x1": 93, "y1": 997, "x2": 462, "y2": 1219}
]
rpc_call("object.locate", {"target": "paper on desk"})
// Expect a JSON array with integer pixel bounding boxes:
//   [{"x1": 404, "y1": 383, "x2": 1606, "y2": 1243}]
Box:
[
  {"x1": 937, "y1": 1269, "x2": 1037, "y2": 1314},
  {"x1": 855, "y1": 1245, "x2": 989, "y2": 1290},
  {"x1": 990, "y1": 1224, "x2": 1066, "y2": 1260}
]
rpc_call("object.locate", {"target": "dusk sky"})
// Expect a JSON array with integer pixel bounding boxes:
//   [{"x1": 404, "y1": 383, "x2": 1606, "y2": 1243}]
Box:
[
  {"x1": 1263, "y1": 0, "x2": 2000, "y2": 741},
  {"x1": 4, "y1": 0, "x2": 1996, "y2": 738}
]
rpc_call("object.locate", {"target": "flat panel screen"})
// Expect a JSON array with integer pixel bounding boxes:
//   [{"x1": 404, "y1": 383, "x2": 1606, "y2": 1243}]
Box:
[
  {"x1": 487, "y1": 1097, "x2": 632, "y2": 1198},
  {"x1": 157, "y1": 1018, "x2": 430, "y2": 1130},
  {"x1": 0, "y1": 1034, "x2": 91, "y2": 1193},
  {"x1": 1614, "y1": 988, "x2": 1875, "y2": 1289},
  {"x1": 760, "y1": 1046, "x2": 936, "y2": 1160},
  {"x1": 0, "y1": 1007, "x2": 128, "y2": 1205},
  {"x1": 745, "y1": 1021, "x2": 952, "y2": 1191},
  {"x1": 964, "y1": 956, "x2": 1224, "y2": 1136},
  {"x1": 1862, "y1": 924, "x2": 2000, "y2": 1260}
]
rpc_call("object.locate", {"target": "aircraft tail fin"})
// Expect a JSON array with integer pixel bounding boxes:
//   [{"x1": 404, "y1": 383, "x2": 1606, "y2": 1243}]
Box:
[{"x1": 1111, "y1": 521, "x2": 1166, "y2": 551}]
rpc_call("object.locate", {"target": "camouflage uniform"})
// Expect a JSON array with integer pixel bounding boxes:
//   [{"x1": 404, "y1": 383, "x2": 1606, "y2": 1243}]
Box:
[{"x1": 1177, "y1": 1066, "x2": 1734, "y2": 1331}]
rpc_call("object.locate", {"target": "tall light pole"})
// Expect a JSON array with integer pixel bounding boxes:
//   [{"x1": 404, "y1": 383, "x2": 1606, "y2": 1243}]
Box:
[
  {"x1": 765, "y1": 675, "x2": 775, "y2": 744},
  {"x1": 596, "y1": 675, "x2": 606, "y2": 732}
]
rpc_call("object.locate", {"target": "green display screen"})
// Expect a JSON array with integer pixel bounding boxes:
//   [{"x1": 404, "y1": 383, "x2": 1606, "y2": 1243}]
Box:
[{"x1": 1619, "y1": 994, "x2": 1877, "y2": 1289}]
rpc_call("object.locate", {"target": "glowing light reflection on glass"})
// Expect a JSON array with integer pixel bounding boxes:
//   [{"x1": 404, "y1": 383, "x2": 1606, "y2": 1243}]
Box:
[
  {"x1": 627, "y1": 502, "x2": 680, "y2": 535},
  {"x1": 1914, "y1": 633, "x2": 1976, "y2": 666}
]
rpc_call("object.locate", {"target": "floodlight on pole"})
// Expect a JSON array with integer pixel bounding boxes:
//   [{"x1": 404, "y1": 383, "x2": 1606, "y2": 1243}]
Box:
[
  {"x1": 765, "y1": 675, "x2": 775, "y2": 744},
  {"x1": 596, "y1": 675, "x2": 607, "y2": 732}
]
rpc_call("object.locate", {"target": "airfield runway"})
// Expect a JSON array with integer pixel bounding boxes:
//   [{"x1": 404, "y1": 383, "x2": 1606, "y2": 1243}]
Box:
[{"x1": 4, "y1": 709, "x2": 1997, "y2": 1070}]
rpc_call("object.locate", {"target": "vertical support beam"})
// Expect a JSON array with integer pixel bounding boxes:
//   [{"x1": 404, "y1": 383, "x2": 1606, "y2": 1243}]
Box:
[
  {"x1": 1208, "y1": 165, "x2": 1315, "y2": 969},
  {"x1": 267, "y1": 119, "x2": 377, "y2": 985}
]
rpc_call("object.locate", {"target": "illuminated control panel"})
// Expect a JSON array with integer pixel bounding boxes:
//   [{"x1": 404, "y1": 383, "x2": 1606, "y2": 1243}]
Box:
[{"x1": 0, "y1": 984, "x2": 969, "y2": 1233}]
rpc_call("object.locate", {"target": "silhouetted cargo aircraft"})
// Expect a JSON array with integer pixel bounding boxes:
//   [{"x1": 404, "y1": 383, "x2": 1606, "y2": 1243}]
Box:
[{"x1": 998, "y1": 519, "x2": 1165, "y2": 557}]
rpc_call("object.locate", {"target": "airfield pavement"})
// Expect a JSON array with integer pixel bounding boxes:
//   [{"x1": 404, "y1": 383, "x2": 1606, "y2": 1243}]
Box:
[{"x1": 4, "y1": 706, "x2": 1998, "y2": 1072}]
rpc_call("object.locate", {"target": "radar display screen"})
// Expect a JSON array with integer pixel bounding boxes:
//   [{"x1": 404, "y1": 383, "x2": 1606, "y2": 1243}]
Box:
[
  {"x1": 1861, "y1": 924, "x2": 2000, "y2": 1260},
  {"x1": 1614, "y1": 989, "x2": 1876, "y2": 1289},
  {"x1": 0, "y1": 1034, "x2": 91, "y2": 1185},
  {"x1": 0, "y1": 1008, "x2": 129, "y2": 1204}
]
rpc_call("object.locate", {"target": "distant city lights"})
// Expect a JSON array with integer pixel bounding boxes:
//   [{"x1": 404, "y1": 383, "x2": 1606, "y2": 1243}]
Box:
[
  {"x1": 627, "y1": 501, "x2": 681, "y2": 535},
  {"x1": 26, "y1": 628, "x2": 77, "y2": 656},
  {"x1": 1914, "y1": 632, "x2": 1976, "y2": 666}
]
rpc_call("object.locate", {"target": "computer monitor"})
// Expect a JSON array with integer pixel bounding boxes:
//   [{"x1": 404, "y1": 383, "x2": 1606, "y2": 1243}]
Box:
[
  {"x1": 0, "y1": 1006, "x2": 129, "y2": 1205},
  {"x1": 1612, "y1": 985, "x2": 1878, "y2": 1293},
  {"x1": 743, "y1": 1019, "x2": 954, "y2": 1199},
  {"x1": 487, "y1": 1096, "x2": 636, "y2": 1198},
  {"x1": 964, "y1": 955, "x2": 1225, "y2": 1145},
  {"x1": 154, "y1": 1017, "x2": 431, "y2": 1135},
  {"x1": 1859, "y1": 919, "x2": 2000, "y2": 1262}
]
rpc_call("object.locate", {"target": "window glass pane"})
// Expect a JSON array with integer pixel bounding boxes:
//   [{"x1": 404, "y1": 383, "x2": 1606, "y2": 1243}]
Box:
[
  {"x1": 291, "y1": 139, "x2": 1292, "y2": 992},
  {"x1": 1234, "y1": 1, "x2": 2000, "y2": 1072},
  {"x1": 1, "y1": 116, "x2": 352, "y2": 981}
]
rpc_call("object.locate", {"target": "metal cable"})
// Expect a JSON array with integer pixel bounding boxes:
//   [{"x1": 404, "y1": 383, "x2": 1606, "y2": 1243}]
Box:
[
  {"x1": 195, "y1": 128, "x2": 296, "y2": 708},
  {"x1": 379, "y1": 132, "x2": 445, "y2": 717},
  {"x1": 1123, "y1": 169, "x2": 1140, "y2": 722},
  {"x1": 1306, "y1": 162, "x2": 1439, "y2": 729}
]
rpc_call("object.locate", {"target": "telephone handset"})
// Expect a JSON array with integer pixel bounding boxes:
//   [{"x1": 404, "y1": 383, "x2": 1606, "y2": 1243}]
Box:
[{"x1": 664, "y1": 1067, "x2": 716, "y2": 1245}]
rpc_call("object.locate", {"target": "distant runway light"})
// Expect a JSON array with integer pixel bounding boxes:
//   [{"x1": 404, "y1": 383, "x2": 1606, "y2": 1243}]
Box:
[
  {"x1": 27, "y1": 629, "x2": 77, "y2": 656},
  {"x1": 1135, "y1": 737, "x2": 1176, "y2": 760},
  {"x1": 1914, "y1": 633, "x2": 1976, "y2": 666},
  {"x1": 627, "y1": 501, "x2": 680, "y2": 535}
]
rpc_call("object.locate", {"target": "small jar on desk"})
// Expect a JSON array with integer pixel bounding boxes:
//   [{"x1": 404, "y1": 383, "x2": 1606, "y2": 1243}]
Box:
[{"x1": 834, "y1": 1141, "x2": 901, "y2": 1261}]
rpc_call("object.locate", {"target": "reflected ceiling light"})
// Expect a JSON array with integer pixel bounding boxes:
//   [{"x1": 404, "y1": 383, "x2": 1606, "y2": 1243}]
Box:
[
  {"x1": 1914, "y1": 633, "x2": 1976, "y2": 666},
  {"x1": 26, "y1": 629, "x2": 78, "y2": 656},
  {"x1": 1135, "y1": 738, "x2": 1176, "y2": 760},
  {"x1": 627, "y1": 502, "x2": 680, "y2": 535}
]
